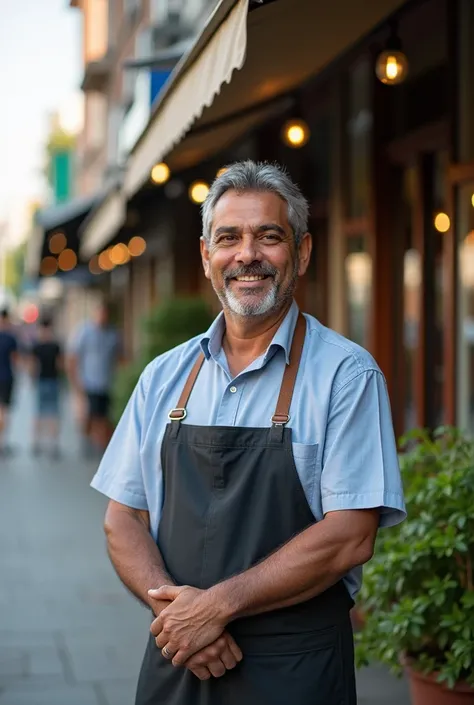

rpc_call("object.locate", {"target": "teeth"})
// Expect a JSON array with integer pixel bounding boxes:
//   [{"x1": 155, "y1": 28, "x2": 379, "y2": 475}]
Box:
[{"x1": 235, "y1": 276, "x2": 266, "y2": 281}]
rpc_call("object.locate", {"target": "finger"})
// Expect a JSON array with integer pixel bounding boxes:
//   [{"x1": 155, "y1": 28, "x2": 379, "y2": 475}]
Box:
[
  {"x1": 150, "y1": 616, "x2": 163, "y2": 637},
  {"x1": 172, "y1": 647, "x2": 195, "y2": 667},
  {"x1": 161, "y1": 645, "x2": 177, "y2": 660},
  {"x1": 188, "y1": 666, "x2": 212, "y2": 681},
  {"x1": 219, "y1": 646, "x2": 238, "y2": 670},
  {"x1": 207, "y1": 659, "x2": 226, "y2": 678},
  {"x1": 148, "y1": 585, "x2": 182, "y2": 601},
  {"x1": 155, "y1": 633, "x2": 170, "y2": 649},
  {"x1": 226, "y1": 635, "x2": 243, "y2": 662}
]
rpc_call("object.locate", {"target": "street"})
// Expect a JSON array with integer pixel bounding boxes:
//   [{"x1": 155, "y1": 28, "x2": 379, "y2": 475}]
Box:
[{"x1": 0, "y1": 376, "x2": 411, "y2": 704}]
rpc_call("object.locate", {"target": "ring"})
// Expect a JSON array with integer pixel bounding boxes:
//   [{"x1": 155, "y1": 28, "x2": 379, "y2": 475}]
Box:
[{"x1": 162, "y1": 646, "x2": 173, "y2": 659}]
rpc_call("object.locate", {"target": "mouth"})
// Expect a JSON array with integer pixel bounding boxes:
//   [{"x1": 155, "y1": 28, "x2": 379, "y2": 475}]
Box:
[{"x1": 232, "y1": 275, "x2": 269, "y2": 282}]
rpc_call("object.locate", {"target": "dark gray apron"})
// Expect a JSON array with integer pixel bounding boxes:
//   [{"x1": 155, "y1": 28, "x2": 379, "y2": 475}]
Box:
[{"x1": 136, "y1": 314, "x2": 356, "y2": 705}]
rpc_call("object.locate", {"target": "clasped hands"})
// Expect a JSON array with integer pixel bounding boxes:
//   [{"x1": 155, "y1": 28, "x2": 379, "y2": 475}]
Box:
[{"x1": 148, "y1": 585, "x2": 242, "y2": 681}]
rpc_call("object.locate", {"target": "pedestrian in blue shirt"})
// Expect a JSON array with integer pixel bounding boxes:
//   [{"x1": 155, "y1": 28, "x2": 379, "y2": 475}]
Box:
[
  {"x1": 67, "y1": 302, "x2": 120, "y2": 454},
  {"x1": 0, "y1": 308, "x2": 18, "y2": 455},
  {"x1": 92, "y1": 161, "x2": 406, "y2": 705}
]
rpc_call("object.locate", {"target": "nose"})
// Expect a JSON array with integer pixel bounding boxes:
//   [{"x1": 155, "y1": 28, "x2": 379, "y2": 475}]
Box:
[{"x1": 236, "y1": 233, "x2": 261, "y2": 265}]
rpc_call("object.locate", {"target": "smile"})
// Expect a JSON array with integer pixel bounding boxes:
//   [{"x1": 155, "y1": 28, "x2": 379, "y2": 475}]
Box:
[{"x1": 233, "y1": 275, "x2": 268, "y2": 282}]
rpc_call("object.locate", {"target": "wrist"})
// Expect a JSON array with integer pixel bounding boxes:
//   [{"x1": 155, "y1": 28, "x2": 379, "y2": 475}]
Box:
[{"x1": 207, "y1": 579, "x2": 243, "y2": 624}]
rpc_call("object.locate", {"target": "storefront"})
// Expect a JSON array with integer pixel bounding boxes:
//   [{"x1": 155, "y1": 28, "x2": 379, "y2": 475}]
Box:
[{"x1": 78, "y1": 0, "x2": 474, "y2": 438}]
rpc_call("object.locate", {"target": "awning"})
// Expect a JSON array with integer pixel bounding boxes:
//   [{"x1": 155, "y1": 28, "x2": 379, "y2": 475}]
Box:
[
  {"x1": 79, "y1": 188, "x2": 126, "y2": 259},
  {"x1": 26, "y1": 194, "x2": 98, "y2": 277},
  {"x1": 124, "y1": 0, "x2": 248, "y2": 196},
  {"x1": 125, "y1": 0, "x2": 406, "y2": 197}
]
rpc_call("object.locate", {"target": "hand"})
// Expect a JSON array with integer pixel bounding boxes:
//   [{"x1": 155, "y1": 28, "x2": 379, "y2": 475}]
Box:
[
  {"x1": 185, "y1": 631, "x2": 243, "y2": 680},
  {"x1": 148, "y1": 585, "x2": 228, "y2": 666}
]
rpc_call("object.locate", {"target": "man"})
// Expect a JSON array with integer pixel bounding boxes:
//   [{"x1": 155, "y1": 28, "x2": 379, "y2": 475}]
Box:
[
  {"x1": 0, "y1": 308, "x2": 18, "y2": 455},
  {"x1": 30, "y1": 317, "x2": 63, "y2": 458},
  {"x1": 91, "y1": 161, "x2": 406, "y2": 705},
  {"x1": 68, "y1": 302, "x2": 119, "y2": 453}
]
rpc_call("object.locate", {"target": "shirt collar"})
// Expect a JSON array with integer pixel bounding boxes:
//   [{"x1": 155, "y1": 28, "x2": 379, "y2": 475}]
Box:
[{"x1": 200, "y1": 300, "x2": 300, "y2": 366}]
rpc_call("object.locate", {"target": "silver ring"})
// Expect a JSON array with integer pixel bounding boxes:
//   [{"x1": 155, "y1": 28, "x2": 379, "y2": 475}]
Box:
[{"x1": 162, "y1": 646, "x2": 172, "y2": 659}]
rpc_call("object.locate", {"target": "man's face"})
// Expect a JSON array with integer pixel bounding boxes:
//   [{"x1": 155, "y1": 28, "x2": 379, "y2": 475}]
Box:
[{"x1": 201, "y1": 190, "x2": 311, "y2": 318}]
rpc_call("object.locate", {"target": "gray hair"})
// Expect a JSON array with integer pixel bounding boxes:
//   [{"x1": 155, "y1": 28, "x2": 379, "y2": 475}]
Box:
[{"x1": 201, "y1": 160, "x2": 309, "y2": 245}]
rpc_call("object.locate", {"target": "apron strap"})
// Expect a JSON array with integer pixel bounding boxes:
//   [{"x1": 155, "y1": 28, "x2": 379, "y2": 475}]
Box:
[
  {"x1": 168, "y1": 353, "x2": 205, "y2": 421},
  {"x1": 168, "y1": 312, "x2": 307, "y2": 435},
  {"x1": 271, "y1": 312, "x2": 306, "y2": 427}
]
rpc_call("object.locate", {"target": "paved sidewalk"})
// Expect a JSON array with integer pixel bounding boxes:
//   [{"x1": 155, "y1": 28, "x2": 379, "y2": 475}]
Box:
[{"x1": 0, "y1": 375, "x2": 411, "y2": 704}]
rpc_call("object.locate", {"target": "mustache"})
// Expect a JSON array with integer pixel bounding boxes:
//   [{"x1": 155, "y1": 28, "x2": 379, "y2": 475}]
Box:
[{"x1": 223, "y1": 263, "x2": 278, "y2": 281}]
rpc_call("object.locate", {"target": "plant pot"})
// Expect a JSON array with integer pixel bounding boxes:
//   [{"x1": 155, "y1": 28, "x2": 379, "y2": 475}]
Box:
[{"x1": 404, "y1": 658, "x2": 474, "y2": 705}]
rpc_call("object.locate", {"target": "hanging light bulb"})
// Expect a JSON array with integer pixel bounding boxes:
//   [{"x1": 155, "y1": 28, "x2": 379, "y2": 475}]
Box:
[
  {"x1": 150, "y1": 162, "x2": 170, "y2": 185},
  {"x1": 281, "y1": 119, "x2": 310, "y2": 148},
  {"x1": 375, "y1": 24, "x2": 409, "y2": 85}
]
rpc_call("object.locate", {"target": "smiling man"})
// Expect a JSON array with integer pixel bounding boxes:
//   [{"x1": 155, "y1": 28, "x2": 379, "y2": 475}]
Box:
[{"x1": 91, "y1": 161, "x2": 406, "y2": 705}]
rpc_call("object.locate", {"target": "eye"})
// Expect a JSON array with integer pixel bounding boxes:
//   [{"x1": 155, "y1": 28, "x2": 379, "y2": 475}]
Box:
[{"x1": 262, "y1": 233, "x2": 281, "y2": 242}]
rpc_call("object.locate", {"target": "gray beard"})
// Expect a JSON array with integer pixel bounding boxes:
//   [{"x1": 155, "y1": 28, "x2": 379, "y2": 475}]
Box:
[{"x1": 213, "y1": 269, "x2": 298, "y2": 318}]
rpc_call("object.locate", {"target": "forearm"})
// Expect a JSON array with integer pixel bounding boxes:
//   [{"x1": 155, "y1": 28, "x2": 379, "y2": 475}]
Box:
[
  {"x1": 212, "y1": 512, "x2": 375, "y2": 621},
  {"x1": 104, "y1": 503, "x2": 173, "y2": 610}
]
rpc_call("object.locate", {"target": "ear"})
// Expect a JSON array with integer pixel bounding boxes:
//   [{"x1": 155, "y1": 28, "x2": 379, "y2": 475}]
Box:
[
  {"x1": 200, "y1": 237, "x2": 211, "y2": 280},
  {"x1": 297, "y1": 233, "x2": 312, "y2": 277}
]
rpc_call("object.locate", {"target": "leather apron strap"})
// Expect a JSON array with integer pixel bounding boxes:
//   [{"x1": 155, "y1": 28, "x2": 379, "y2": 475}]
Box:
[{"x1": 168, "y1": 312, "x2": 307, "y2": 427}]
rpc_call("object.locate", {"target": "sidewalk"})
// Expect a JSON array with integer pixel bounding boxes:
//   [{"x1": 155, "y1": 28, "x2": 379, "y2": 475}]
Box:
[{"x1": 0, "y1": 375, "x2": 411, "y2": 704}]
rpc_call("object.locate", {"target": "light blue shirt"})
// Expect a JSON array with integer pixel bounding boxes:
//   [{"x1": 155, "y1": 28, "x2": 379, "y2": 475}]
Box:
[
  {"x1": 91, "y1": 301, "x2": 406, "y2": 598},
  {"x1": 71, "y1": 322, "x2": 120, "y2": 393}
]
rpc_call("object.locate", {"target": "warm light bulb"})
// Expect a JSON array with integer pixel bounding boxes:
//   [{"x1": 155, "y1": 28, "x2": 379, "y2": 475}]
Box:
[
  {"x1": 127, "y1": 236, "x2": 146, "y2": 257},
  {"x1": 216, "y1": 167, "x2": 228, "y2": 178},
  {"x1": 109, "y1": 243, "x2": 130, "y2": 265},
  {"x1": 282, "y1": 119, "x2": 310, "y2": 148},
  {"x1": 151, "y1": 162, "x2": 170, "y2": 185},
  {"x1": 375, "y1": 50, "x2": 409, "y2": 85},
  {"x1": 89, "y1": 256, "x2": 101, "y2": 275},
  {"x1": 49, "y1": 232, "x2": 67, "y2": 254},
  {"x1": 40, "y1": 257, "x2": 58, "y2": 277},
  {"x1": 58, "y1": 249, "x2": 77, "y2": 272},
  {"x1": 189, "y1": 181, "x2": 210, "y2": 204},
  {"x1": 98, "y1": 250, "x2": 115, "y2": 271},
  {"x1": 434, "y1": 212, "x2": 450, "y2": 233},
  {"x1": 471, "y1": 194, "x2": 474, "y2": 208}
]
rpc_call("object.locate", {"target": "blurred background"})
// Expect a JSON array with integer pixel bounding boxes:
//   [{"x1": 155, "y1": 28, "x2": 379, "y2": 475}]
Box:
[{"x1": 0, "y1": 0, "x2": 473, "y2": 703}]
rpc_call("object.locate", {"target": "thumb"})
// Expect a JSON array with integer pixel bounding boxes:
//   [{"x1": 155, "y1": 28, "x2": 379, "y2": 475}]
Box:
[{"x1": 148, "y1": 585, "x2": 181, "y2": 601}]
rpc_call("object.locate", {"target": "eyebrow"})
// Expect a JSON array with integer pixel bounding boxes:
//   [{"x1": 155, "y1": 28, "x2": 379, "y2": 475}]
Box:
[
  {"x1": 213, "y1": 223, "x2": 286, "y2": 237},
  {"x1": 255, "y1": 223, "x2": 286, "y2": 236}
]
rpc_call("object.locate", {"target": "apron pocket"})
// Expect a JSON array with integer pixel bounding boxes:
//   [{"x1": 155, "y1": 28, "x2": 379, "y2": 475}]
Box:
[{"x1": 231, "y1": 626, "x2": 345, "y2": 705}]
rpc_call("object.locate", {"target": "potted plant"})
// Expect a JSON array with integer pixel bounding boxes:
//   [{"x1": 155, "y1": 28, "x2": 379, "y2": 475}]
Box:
[
  {"x1": 355, "y1": 427, "x2": 474, "y2": 705},
  {"x1": 112, "y1": 297, "x2": 214, "y2": 423}
]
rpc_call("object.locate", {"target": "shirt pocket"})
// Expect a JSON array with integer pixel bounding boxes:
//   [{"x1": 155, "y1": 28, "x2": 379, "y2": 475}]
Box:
[{"x1": 291, "y1": 442, "x2": 322, "y2": 518}]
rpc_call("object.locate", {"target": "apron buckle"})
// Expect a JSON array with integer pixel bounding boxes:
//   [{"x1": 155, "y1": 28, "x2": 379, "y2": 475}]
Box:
[
  {"x1": 168, "y1": 408, "x2": 187, "y2": 421},
  {"x1": 271, "y1": 413, "x2": 290, "y2": 426}
]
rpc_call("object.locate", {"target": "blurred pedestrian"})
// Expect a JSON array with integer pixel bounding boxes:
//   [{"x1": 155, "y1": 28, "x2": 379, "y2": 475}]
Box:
[
  {"x1": 30, "y1": 317, "x2": 63, "y2": 459},
  {"x1": 0, "y1": 308, "x2": 18, "y2": 455},
  {"x1": 67, "y1": 302, "x2": 120, "y2": 454}
]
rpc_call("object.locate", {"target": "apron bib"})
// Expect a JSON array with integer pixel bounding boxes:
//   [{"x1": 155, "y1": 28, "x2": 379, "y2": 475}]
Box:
[{"x1": 136, "y1": 314, "x2": 356, "y2": 705}]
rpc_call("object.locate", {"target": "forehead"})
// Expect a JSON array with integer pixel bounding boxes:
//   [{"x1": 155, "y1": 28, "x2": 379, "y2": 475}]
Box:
[{"x1": 211, "y1": 190, "x2": 290, "y2": 232}]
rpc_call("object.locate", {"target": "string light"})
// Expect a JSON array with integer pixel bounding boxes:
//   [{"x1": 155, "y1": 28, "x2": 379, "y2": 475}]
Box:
[{"x1": 151, "y1": 162, "x2": 170, "y2": 185}]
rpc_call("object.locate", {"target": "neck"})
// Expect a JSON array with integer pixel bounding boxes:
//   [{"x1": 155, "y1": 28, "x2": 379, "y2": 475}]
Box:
[{"x1": 222, "y1": 301, "x2": 293, "y2": 365}]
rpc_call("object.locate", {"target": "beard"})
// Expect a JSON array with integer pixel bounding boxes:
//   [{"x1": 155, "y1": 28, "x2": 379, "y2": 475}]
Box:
[{"x1": 212, "y1": 261, "x2": 298, "y2": 317}]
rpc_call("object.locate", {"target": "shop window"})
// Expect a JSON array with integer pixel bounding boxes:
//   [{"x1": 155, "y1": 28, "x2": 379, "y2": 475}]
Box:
[
  {"x1": 346, "y1": 59, "x2": 372, "y2": 218},
  {"x1": 344, "y1": 236, "x2": 372, "y2": 348}
]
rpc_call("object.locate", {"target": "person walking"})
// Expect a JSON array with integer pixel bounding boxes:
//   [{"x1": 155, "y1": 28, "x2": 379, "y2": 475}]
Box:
[
  {"x1": 30, "y1": 317, "x2": 63, "y2": 458},
  {"x1": 91, "y1": 161, "x2": 406, "y2": 705},
  {"x1": 0, "y1": 308, "x2": 18, "y2": 456},
  {"x1": 67, "y1": 302, "x2": 120, "y2": 454}
]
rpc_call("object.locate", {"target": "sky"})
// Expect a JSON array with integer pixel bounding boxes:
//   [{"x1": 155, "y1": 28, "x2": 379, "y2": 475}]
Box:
[{"x1": 0, "y1": 0, "x2": 83, "y2": 247}]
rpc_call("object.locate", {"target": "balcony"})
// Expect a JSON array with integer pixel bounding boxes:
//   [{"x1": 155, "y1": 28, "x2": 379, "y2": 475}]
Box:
[{"x1": 81, "y1": 53, "x2": 113, "y2": 93}]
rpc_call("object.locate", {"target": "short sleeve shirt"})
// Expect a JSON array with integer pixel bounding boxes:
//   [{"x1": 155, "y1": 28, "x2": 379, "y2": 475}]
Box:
[
  {"x1": 70, "y1": 322, "x2": 120, "y2": 393},
  {"x1": 91, "y1": 301, "x2": 406, "y2": 598}
]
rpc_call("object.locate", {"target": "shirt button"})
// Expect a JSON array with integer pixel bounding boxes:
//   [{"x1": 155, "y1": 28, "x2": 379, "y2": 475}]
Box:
[{"x1": 229, "y1": 386, "x2": 237, "y2": 393}]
